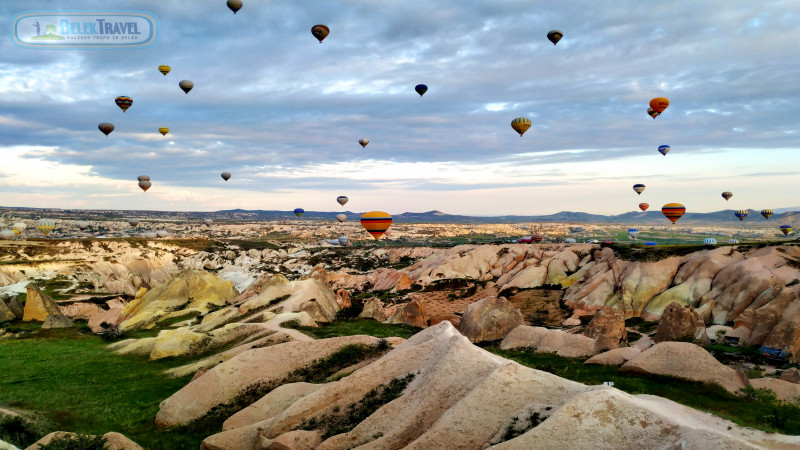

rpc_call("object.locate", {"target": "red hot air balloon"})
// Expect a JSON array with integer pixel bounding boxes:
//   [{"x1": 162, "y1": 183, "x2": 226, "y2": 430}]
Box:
[
  {"x1": 639, "y1": 203, "x2": 649, "y2": 212},
  {"x1": 115, "y1": 96, "x2": 132, "y2": 112},
  {"x1": 661, "y1": 203, "x2": 685, "y2": 224},
  {"x1": 532, "y1": 233, "x2": 544, "y2": 243}
]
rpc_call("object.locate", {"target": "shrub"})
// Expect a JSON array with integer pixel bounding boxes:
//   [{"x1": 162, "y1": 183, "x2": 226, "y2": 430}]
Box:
[
  {"x1": 0, "y1": 415, "x2": 43, "y2": 448},
  {"x1": 36, "y1": 433, "x2": 107, "y2": 450},
  {"x1": 336, "y1": 299, "x2": 365, "y2": 320}
]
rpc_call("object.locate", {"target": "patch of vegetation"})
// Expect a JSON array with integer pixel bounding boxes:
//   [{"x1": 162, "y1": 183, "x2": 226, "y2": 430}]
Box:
[
  {"x1": 0, "y1": 414, "x2": 48, "y2": 448},
  {"x1": 625, "y1": 317, "x2": 660, "y2": 334},
  {"x1": 299, "y1": 373, "x2": 415, "y2": 438},
  {"x1": 739, "y1": 386, "x2": 800, "y2": 431},
  {"x1": 782, "y1": 257, "x2": 800, "y2": 271},
  {"x1": 156, "y1": 310, "x2": 202, "y2": 328},
  {"x1": 487, "y1": 346, "x2": 800, "y2": 434},
  {"x1": 36, "y1": 433, "x2": 107, "y2": 449},
  {"x1": 336, "y1": 298, "x2": 365, "y2": 320},
  {"x1": 291, "y1": 319, "x2": 422, "y2": 340},
  {"x1": 390, "y1": 256, "x2": 416, "y2": 270},
  {"x1": 605, "y1": 243, "x2": 712, "y2": 263},
  {"x1": 500, "y1": 410, "x2": 546, "y2": 443},
  {"x1": 422, "y1": 278, "x2": 473, "y2": 292}
]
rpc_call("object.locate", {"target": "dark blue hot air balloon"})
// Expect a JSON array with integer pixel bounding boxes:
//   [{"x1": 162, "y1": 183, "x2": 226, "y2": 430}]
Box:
[
  {"x1": 293, "y1": 208, "x2": 304, "y2": 217},
  {"x1": 415, "y1": 84, "x2": 428, "y2": 96},
  {"x1": 658, "y1": 145, "x2": 671, "y2": 156}
]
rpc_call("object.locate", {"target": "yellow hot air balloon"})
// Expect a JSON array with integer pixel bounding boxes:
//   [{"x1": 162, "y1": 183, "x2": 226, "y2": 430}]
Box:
[
  {"x1": 158, "y1": 65, "x2": 171, "y2": 76},
  {"x1": 360, "y1": 211, "x2": 392, "y2": 240},
  {"x1": 649, "y1": 97, "x2": 670, "y2": 113},
  {"x1": 158, "y1": 127, "x2": 169, "y2": 136},
  {"x1": 36, "y1": 219, "x2": 55, "y2": 236},
  {"x1": 511, "y1": 117, "x2": 532, "y2": 137}
]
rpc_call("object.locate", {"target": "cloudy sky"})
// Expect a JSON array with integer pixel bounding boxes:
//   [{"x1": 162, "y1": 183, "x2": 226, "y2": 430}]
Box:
[{"x1": 2, "y1": 1, "x2": 799, "y2": 216}]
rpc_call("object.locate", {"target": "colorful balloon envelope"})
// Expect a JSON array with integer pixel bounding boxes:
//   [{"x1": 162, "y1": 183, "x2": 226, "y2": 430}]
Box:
[
  {"x1": 546, "y1": 30, "x2": 563, "y2": 45},
  {"x1": 158, "y1": 127, "x2": 169, "y2": 136},
  {"x1": 336, "y1": 196, "x2": 348, "y2": 206},
  {"x1": 98, "y1": 123, "x2": 114, "y2": 136},
  {"x1": 661, "y1": 203, "x2": 685, "y2": 224},
  {"x1": 358, "y1": 139, "x2": 369, "y2": 148},
  {"x1": 415, "y1": 84, "x2": 428, "y2": 96},
  {"x1": 294, "y1": 208, "x2": 304, "y2": 217},
  {"x1": 649, "y1": 97, "x2": 669, "y2": 113},
  {"x1": 647, "y1": 108, "x2": 660, "y2": 119},
  {"x1": 639, "y1": 203, "x2": 649, "y2": 212},
  {"x1": 311, "y1": 24, "x2": 329, "y2": 42},
  {"x1": 36, "y1": 219, "x2": 55, "y2": 236},
  {"x1": 227, "y1": 0, "x2": 243, "y2": 14},
  {"x1": 138, "y1": 180, "x2": 151, "y2": 192},
  {"x1": 361, "y1": 211, "x2": 392, "y2": 239},
  {"x1": 221, "y1": 172, "x2": 231, "y2": 181},
  {"x1": 633, "y1": 184, "x2": 646, "y2": 195},
  {"x1": 704, "y1": 238, "x2": 717, "y2": 245},
  {"x1": 179, "y1": 80, "x2": 194, "y2": 94},
  {"x1": 727, "y1": 239, "x2": 739, "y2": 244},
  {"x1": 734, "y1": 210, "x2": 748, "y2": 221},
  {"x1": 115, "y1": 96, "x2": 133, "y2": 112},
  {"x1": 627, "y1": 229, "x2": 639, "y2": 238},
  {"x1": 721, "y1": 191, "x2": 732, "y2": 201},
  {"x1": 780, "y1": 225, "x2": 793, "y2": 235},
  {"x1": 531, "y1": 233, "x2": 544, "y2": 243},
  {"x1": 761, "y1": 209, "x2": 773, "y2": 219},
  {"x1": 336, "y1": 214, "x2": 347, "y2": 223},
  {"x1": 12, "y1": 222, "x2": 26, "y2": 233},
  {"x1": 658, "y1": 145, "x2": 670, "y2": 156},
  {"x1": 158, "y1": 65, "x2": 171, "y2": 75},
  {"x1": 511, "y1": 117, "x2": 532, "y2": 137}
]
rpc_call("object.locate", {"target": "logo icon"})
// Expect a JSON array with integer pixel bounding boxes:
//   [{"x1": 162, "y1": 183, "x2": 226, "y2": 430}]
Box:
[{"x1": 12, "y1": 11, "x2": 158, "y2": 49}]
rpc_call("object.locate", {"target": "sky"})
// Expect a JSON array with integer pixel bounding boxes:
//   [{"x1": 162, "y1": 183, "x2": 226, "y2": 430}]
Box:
[{"x1": 1, "y1": 1, "x2": 799, "y2": 216}]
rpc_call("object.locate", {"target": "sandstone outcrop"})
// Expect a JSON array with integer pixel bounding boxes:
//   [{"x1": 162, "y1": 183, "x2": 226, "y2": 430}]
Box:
[
  {"x1": 24, "y1": 431, "x2": 142, "y2": 450},
  {"x1": 0, "y1": 299, "x2": 16, "y2": 322},
  {"x1": 582, "y1": 305, "x2": 626, "y2": 347},
  {"x1": 22, "y1": 284, "x2": 62, "y2": 321},
  {"x1": 386, "y1": 297, "x2": 427, "y2": 328},
  {"x1": 41, "y1": 315, "x2": 73, "y2": 329},
  {"x1": 750, "y1": 378, "x2": 800, "y2": 403},
  {"x1": 237, "y1": 275, "x2": 339, "y2": 323},
  {"x1": 653, "y1": 302, "x2": 706, "y2": 343},
  {"x1": 780, "y1": 367, "x2": 800, "y2": 384},
  {"x1": 500, "y1": 326, "x2": 599, "y2": 358},
  {"x1": 584, "y1": 347, "x2": 641, "y2": 366},
  {"x1": 621, "y1": 342, "x2": 750, "y2": 394},
  {"x1": 457, "y1": 296, "x2": 523, "y2": 342},
  {"x1": 358, "y1": 298, "x2": 387, "y2": 321}
]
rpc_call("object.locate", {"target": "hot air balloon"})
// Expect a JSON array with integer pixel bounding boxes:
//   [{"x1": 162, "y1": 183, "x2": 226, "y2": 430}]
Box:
[
  {"x1": 156, "y1": 230, "x2": 169, "y2": 238},
  {"x1": 338, "y1": 236, "x2": 349, "y2": 246},
  {"x1": 662, "y1": 203, "x2": 686, "y2": 224},
  {"x1": 761, "y1": 209, "x2": 773, "y2": 219},
  {"x1": 158, "y1": 127, "x2": 169, "y2": 136},
  {"x1": 532, "y1": 233, "x2": 544, "y2": 243},
  {"x1": 704, "y1": 238, "x2": 718, "y2": 245},
  {"x1": 76, "y1": 221, "x2": 89, "y2": 230},
  {"x1": 511, "y1": 117, "x2": 532, "y2": 137},
  {"x1": 546, "y1": 30, "x2": 563, "y2": 45},
  {"x1": 0, "y1": 230, "x2": 14, "y2": 240},
  {"x1": 137, "y1": 175, "x2": 150, "y2": 182},
  {"x1": 734, "y1": 210, "x2": 748, "y2": 221},
  {"x1": 336, "y1": 214, "x2": 346, "y2": 223},
  {"x1": 98, "y1": 123, "x2": 114, "y2": 136},
  {"x1": 649, "y1": 97, "x2": 669, "y2": 113},
  {"x1": 311, "y1": 24, "x2": 329, "y2": 42},
  {"x1": 179, "y1": 80, "x2": 194, "y2": 94},
  {"x1": 728, "y1": 239, "x2": 740, "y2": 244},
  {"x1": 361, "y1": 211, "x2": 392, "y2": 239},
  {"x1": 633, "y1": 184, "x2": 646, "y2": 195},
  {"x1": 12, "y1": 222, "x2": 26, "y2": 233},
  {"x1": 203, "y1": 219, "x2": 213, "y2": 226},
  {"x1": 639, "y1": 203, "x2": 649, "y2": 212},
  {"x1": 658, "y1": 145, "x2": 670, "y2": 156},
  {"x1": 336, "y1": 196, "x2": 348, "y2": 206},
  {"x1": 221, "y1": 172, "x2": 231, "y2": 181},
  {"x1": 627, "y1": 228, "x2": 639, "y2": 239},
  {"x1": 358, "y1": 139, "x2": 369, "y2": 148},
  {"x1": 36, "y1": 219, "x2": 55, "y2": 236},
  {"x1": 143, "y1": 232, "x2": 157, "y2": 239},
  {"x1": 127, "y1": 218, "x2": 140, "y2": 227},
  {"x1": 115, "y1": 96, "x2": 133, "y2": 113},
  {"x1": 415, "y1": 84, "x2": 428, "y2": 96},
  {"x1": 138, "y1": 179, "x2": 151, "y2": 192},
  {"x1": 158, "y1": 65, "x2": 171, "y2": 75},
  {"x1": 294, "y1": 208, "x2": 304, "y2": 217},
  {"x1": 227, "y1": 0, "x2": 242, "y2": 13},
  {"x1": 721, "y1": 191, "x2": 733, "y2": 201},
  {"x1": 647, "y1": 108, "x2": 660, "y2": 119},
  {"x1": 780, "y1": 225, "x2": 793, "y2": 235}
]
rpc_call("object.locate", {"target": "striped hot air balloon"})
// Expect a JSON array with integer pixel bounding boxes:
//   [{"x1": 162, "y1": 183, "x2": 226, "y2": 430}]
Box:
[
  {"x1": 647, "y1": 108, "x2": 660, "y2": 119},
  {"x1": 633, "y1": 184, "x2": 646, "y2": 195},
  {"x1": 511, "y1": 117, "x2": 532, "y2": 137},
  {"x1": 639, "y1": 203, "x2": 649, "y2": 212},
  {"x1": 734, "y1": 210, "x2": 748, "y2": 221},
  {"x1": 704, "y1": 238, "x2": 717, "y2": 245},
  {"x1": 658, "y1": 145, "x2": 670, "y2": 156},
  {"x1": 158, "y1": 65, "x2": 171, "y2": 75},
  {"x1": 532, "y1": 233, "x2": 543, "y2": 243},
  {"x1": 728, "y1": 239, "x2": 740, "y2": 244},
  {"x1": 336, "y1": 196, "x2": 348, "y2": 206},
  {"x1": 761, "y1": 209, "x2": 773, "y2": 219},
  {"x1": 360, "y1": 211, "x2": 392, "y2": 240},
  {"x1": 722, "y1": 192, "x2": 733, "y2": 201},
  {"x1": 115, "y1": 96, "x2": 133, "y2": 112},
  {"x1": 661, "y1": 203, "x2": 685, "y2": 224},
  {"x1": 36, "y1": 219, "x2": 55, "y2": 236},
  {"x1": 780, "y1": 225, "x2": 793, "y2": 235}
]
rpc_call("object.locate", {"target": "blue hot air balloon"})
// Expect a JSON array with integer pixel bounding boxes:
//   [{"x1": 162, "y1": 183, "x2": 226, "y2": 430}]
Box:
[
  {"x1": 658, "y1": 145, "x2": 670, "y2": 156},
  {"x1": 734, "y1": 210, "x2": 748, "y2": 221},
  {"x1": 415, "y1": 84, "x2": 428, "y2": 96},
  {"x1": 293, "y1": 208, "x2": 304, "y2": 217}
]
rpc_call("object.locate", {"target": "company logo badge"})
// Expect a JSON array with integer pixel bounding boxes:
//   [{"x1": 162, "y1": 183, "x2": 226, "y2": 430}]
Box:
[{"x1": 12, "y1": 11, "x2": 158, "y2": 49}]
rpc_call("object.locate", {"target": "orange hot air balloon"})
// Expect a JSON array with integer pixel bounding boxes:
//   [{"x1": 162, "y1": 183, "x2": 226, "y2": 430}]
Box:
[
  {"x1": 649, "y1": 97, "x2": 670, "y2": 113},
  {"x1": 661, "y1": 203, "x2": 685, "y2": 224},
  {"x1": 639, "y1": 203, "x2": 649, "y2": 212},
  {"x1": 311, "y1": 24, "x2": 329, "y2": 43},
  {"x1": 360, "y1": 211, "x2": 392, "y2": 239}
]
